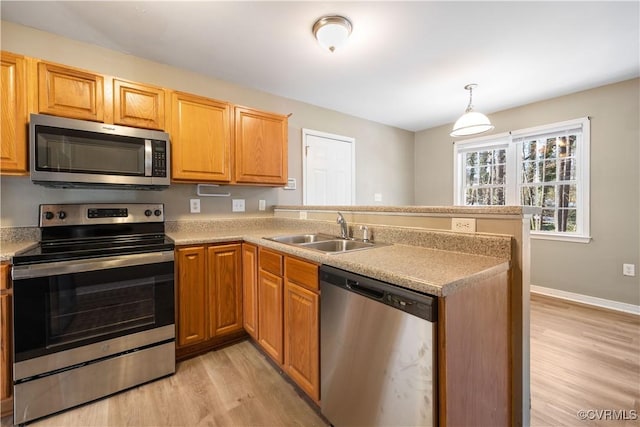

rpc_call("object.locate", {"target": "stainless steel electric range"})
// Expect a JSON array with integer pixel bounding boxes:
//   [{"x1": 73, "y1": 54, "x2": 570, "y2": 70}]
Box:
[{"x1": 11, "y1": 203, "x2": 176, "y2": 425}]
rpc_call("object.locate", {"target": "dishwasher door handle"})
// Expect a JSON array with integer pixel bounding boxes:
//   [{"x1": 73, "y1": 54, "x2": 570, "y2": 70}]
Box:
[{"x1": 345, "y1": 279, "x2": 385, "y2": 300}]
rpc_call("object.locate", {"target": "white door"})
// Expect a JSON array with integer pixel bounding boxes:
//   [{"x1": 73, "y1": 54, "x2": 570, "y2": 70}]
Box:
[{"x1": 302, "y1": 129, "x2": 355, "y2": 205}]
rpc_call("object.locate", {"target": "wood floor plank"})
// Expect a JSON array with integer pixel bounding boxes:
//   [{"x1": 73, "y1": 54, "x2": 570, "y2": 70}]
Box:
[{"x1": 530, "y1": 293, "x2": 640, "y2": 427}]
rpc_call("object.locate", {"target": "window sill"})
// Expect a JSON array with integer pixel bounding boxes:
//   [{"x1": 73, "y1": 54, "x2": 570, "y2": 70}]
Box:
[{"x1": 530, "y1": 233, "x2": 591, "y2": 244}]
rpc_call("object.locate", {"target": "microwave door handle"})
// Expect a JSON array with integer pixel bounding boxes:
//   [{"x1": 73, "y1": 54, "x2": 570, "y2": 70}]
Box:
[{"x1": 144, "y1": 140, "x2": 152, "y2": 176}]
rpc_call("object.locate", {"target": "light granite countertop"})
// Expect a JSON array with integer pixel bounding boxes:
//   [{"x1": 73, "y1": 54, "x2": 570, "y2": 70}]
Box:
[
  {"x1": 1, "y1": 220, "x2": 510, "y2": 297},
  {"x1": 0, "y1": 241, "x2": 39, "y2": 262},
  {"x1": 167, "y1": 227, "x2": 509, "y2": 297}
]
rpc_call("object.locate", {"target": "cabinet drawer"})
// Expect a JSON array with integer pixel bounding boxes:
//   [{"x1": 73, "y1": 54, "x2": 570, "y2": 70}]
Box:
[
  {"x1": 259, "y1": 248, "x2": 283, "y2": 276},
  {"x1": 285, "y1": 257, "x2": 318, "y2": 292}
]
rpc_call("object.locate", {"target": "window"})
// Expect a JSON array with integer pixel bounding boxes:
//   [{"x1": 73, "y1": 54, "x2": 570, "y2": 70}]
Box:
[{"x1": 454, "y1": 117, "x2": 590, "y2": 242}]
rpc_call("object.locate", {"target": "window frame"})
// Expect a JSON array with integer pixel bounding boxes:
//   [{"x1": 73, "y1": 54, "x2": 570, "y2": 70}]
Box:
[{"x1": 453, "y1": 117, "x2": 591, "y2": 243}]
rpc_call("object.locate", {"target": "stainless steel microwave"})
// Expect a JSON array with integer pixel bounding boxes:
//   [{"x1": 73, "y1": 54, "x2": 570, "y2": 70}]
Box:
[{"x1": 29, "y1": 114, "x2": 170, "y2": 190}]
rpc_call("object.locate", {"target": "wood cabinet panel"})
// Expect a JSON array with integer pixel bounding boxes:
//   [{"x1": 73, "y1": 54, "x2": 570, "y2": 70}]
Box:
[
  {"x1": 234, "y1": 106, "x2": 288, "y2": 185},
  {"x1": 207, "y1": 244, "x2": 243, "y2": 337},
  {"x1": 38, "y1": 61, "x2": 104, "y2": 122},
  {"x1": 284, "y1": 281, "x2": 320, "y2": 401},
  {"x1": 170, "y1": 92, "x2": 231, "y2": 182},
  {"x1": 258, "y1": 269, "x2": 284, "y2": 364},
  {"x1": 176, "y1": 246, "x2": 207, "y2": 347},
  {"x1": 242, "y1": 243, "x2": 259, "y2": 339},
  {"x1": 284, "y1": 256, "x2": 319, "y2": 292},
  {"x1": 1, "y1": 262, "x2": 12, "y2": 415},
  {"x1": 258, "y1": 247, "x2": 283, "y2": 276},
  {"x1": 113, "y1": 79, "x2": 165, "y2": 130},
  {"x1": 1, "y1": 52, "x2": 29, "y2": 175}
]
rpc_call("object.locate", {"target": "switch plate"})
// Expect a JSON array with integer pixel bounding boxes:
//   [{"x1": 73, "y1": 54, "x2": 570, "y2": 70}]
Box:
[
  {"x1": 452, "y1": 218, "x2": 476, "y2": 233},
  {"x1": 258, "y1": 200, "x2": 266, "y2": 211},
  {"x1": 284, "y1": 178, "x2": 296, "y2": 190},
  {"x1": 190, "y1": 199, "x2": 200, "y2": 214},
  {"x1": 623, "y1": 264, "x2": 636, "y2": 277},
  {"x1": 232, "y1": 199, "x2": 245, "y2": 212}
]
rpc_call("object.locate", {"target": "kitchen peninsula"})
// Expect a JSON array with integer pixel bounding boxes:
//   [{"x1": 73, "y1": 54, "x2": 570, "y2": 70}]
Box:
[{"x1": 1, "y1": 207, "x2": 530, "y2": 426}]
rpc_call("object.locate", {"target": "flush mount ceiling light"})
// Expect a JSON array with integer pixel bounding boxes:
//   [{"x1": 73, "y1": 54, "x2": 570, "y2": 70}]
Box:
[
  {"x1": 450, "y1": 84, "x2": 495, "y2": 137},
  {"x1": 312, "y1": 15, "x2": 352, "y2": 53}
]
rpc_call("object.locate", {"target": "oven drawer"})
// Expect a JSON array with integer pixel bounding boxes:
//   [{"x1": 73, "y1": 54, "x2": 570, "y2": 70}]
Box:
[{"x1": 14, "y1": 340, "x2": 175, "y2": 425}]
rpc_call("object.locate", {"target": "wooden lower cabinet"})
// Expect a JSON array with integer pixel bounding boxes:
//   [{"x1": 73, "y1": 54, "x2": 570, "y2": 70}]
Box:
[
  {"x1": 1, "y1": 262, "x2": 13, "y2": 417},
  {"x1": 175, "y1": 243, "x2": 245, "y2": 360},
  {"x1": 252, "y1": 247, "x2": 320, "y2": 402},
  {"x1": 257, "y1": 248, "x2": 284, "y2": 364},
  {"x1": 242, "y1": 243, "x2": 258, "y2": 339}
]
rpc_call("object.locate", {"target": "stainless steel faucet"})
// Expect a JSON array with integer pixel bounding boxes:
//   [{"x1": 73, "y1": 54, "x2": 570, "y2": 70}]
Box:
[{"x1": 337, "y1": 212, "x2": 348, "y2": 239}]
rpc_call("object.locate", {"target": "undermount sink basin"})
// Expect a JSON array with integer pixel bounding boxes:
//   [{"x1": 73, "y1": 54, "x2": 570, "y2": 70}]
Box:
[
  {"x1": 265, "y1": 233, "x2": 389, "y2": 254},
  {"x1": 299, "y1": 239, "x2": 378, "y2": 253},
  {"x1": 266, "y1": 233, "x2": 336, "y2": 244}
]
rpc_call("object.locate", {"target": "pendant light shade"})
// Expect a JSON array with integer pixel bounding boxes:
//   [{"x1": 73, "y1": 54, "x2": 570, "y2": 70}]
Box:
[
  {"x1": 450, "y1": 84, "x2": 494, "y2": 137},
  {"x1": 313, "y1": 15, "x2": 352, "y2": 52}
]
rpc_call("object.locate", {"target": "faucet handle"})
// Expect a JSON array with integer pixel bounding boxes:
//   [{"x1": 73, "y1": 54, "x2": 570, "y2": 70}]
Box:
[{"x1": 359, "y1": 225, "x2": 370, "y2": 242}]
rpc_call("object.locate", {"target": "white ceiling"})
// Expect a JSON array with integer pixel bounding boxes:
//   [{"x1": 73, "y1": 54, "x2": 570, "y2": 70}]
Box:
[{"x1": 2, "y1": 1, "x2": 638, "y2": 132}]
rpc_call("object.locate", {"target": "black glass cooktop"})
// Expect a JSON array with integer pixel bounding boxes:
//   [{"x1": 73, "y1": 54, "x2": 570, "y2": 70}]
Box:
[{"x1": 13, "y1": 233, "x2": 174, "y2": 266}]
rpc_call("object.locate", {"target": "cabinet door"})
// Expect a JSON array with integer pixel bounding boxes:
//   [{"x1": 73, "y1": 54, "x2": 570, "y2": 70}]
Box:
[
  {"x1": 170, "y1": 91, "x2": 231, "y2": 182},
  {"x1": 176, "y1": 246, "x2": 208, "y2": 347},
  {"x1": 1, "y1": 263, "x2": 12, "y2": 410},
  {"x1": 284, "y1": 281, "x2": 320, "y2": 402},
  {"x1": 113, "y1": 78, "x2": 165, "y2": 130},
  {"x1": 1, "y1": 52, "x2": 28, "y2": 175},
  {"x1": 207, "y1": 244, "x2": 243, "y2": 337},
  {"x1": 234, "y1": 106, "x2": 288, "y2": 185},
  {"x1": 242, "y1": 243, "x2": 259, "y2": 339},
  {"x1": 258, "y1": 269, "x2": 284, "y2": 364},
  {"x1": 38, "y1": 61, "x2": 104, "y2": 122}
]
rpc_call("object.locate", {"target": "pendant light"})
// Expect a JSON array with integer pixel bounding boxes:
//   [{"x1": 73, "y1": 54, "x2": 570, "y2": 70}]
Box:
[
  {"x1": 450, "y1": 84, "x2": 494, "y2": 137},
  {"x1": 312, "y1": 15, "x2": 352, "y2": 53}
]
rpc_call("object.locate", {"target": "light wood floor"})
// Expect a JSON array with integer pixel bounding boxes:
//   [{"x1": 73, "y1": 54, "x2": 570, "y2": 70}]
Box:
[
  {"x1": 2, "y1": 341, "x2": 328, "y2": 427},
  {"x1": 2, "y1": 295, "x2": 638, "y2": 426},
  {"x1": 530, "y1": 293, "x2": 640, "y2": 426}
]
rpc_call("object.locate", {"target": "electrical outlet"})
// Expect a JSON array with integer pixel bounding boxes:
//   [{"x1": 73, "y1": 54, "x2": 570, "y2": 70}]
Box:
[
  {"x1": 374, "y1": 193, "x2": 382, "y2": 202},
  {"x1": 623, "y1": 264, "x2": 636, "y2": 277},
  {"x1": 232, "y1": 199, "x2": 245, "y2": 212},
  {"x1": 189, "y1": 199, "x2": 200, "y2": 214},
  {"x1": 452, "y1": 218, "x2": 476, "y2": 233},
  {"x1": 299, "y1": 211, "x2": 308, "y2": 220},
  {"x1": 259, "y1": 200, "x2": 266, "y2": 211}
]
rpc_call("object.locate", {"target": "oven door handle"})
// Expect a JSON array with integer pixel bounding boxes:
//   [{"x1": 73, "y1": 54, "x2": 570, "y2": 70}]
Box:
[{"x1": 12, "y1": 251, "x2": 174, "y2": 280}]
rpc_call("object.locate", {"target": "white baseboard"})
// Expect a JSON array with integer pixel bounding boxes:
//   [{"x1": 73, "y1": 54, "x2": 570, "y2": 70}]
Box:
[{"x1": 530, "y1": 285, "x2": 640, "y2": 315}]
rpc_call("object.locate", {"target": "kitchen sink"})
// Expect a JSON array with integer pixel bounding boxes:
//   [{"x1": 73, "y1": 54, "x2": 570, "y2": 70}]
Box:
[
  {"x1": 300, "y1": 239, "x2": 377, "y2": 253},
  {"x1": 265, "y1": 233, "x2": 389, "y2": 254},
  {"x1": 266, "y1": 233, "x2": 336, "y2": 244}
]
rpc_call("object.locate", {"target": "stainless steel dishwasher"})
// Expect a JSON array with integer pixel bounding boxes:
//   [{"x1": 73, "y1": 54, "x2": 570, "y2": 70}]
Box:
[{"x1": 320, "y1": 265, "x2": 437, "y2": 427}]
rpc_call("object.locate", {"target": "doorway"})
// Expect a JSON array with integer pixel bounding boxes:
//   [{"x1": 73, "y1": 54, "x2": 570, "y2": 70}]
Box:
[{"x1": 302, "y1": 129, "x2": 355, "y2": 205}]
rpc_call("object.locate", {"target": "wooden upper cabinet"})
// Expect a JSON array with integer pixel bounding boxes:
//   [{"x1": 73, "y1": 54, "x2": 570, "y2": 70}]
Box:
[
  {"x1": 38, "y1": 61, "x2": 104, "y2": 122},
  {"x1": 1, "y1": 52, "x2": 29, "y2": 175},
  {"x1": 234, "y1": 106, "x2": 288, "y2": 185},
  {"x1": 170, "y1": 91, "x2": 232, "y2": 182},
  {"x1": 113, "y1": 78, "x2": 165, "y2": 130}
]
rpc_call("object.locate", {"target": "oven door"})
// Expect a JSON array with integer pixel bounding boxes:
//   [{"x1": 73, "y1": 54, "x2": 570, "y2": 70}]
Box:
[{"x1": 12, "y1": 251, "x2": 174, "y2": 367}]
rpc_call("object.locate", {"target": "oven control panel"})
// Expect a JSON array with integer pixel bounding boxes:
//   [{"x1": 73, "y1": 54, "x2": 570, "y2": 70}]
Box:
[{"x1": 39, "y1": 203, "x2": 164, "y2": 226}]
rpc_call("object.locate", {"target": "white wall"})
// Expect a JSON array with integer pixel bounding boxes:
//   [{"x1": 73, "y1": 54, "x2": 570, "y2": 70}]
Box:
[
  {"x1": 0, "y1": 21, "x2": 415, "y2": 226},
  {"x1": 415, "y1": 79, "x2": 640, "y2": 307}
]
